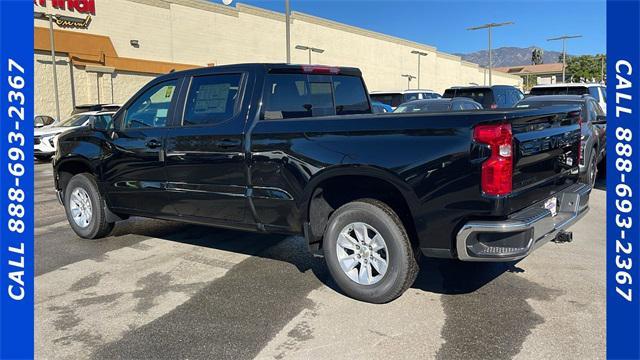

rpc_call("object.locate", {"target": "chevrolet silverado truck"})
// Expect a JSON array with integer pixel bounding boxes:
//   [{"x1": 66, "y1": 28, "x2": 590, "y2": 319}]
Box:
[{"x1": 53, "y1": 63, "x2": 590, "y2": 303}]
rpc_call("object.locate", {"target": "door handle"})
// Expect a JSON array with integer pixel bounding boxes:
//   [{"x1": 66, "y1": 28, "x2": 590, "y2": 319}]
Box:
[
  {"x1": 146, "y1": 139, "x2": 162, "y2": 149},
  {"x1": 217, "y1": 139, "x2": 240, "y2": 149}
]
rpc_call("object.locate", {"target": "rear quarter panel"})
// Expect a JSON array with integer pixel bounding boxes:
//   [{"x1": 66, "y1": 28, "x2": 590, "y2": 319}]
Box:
[{"x1": 249, "y1": 112, "x2": 510, "y2": 252}]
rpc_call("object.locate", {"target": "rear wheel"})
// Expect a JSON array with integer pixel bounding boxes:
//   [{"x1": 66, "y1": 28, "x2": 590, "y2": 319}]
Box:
[
  {"x1": 64, "y1": 173, "x2": 114, "y2": 239},
  {"x1": 323, "y1": 199, "x2": 418, "y2": 303}
]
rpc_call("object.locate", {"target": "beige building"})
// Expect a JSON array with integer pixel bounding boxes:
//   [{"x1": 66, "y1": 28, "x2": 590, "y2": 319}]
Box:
[{"x1": 33, "y1": 0, "x2": 521, "y2": 118}]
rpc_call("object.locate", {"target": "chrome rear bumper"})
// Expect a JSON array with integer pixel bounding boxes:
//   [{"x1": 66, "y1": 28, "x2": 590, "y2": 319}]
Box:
[{"x1": 456, "y1": 183, "x2": 591, "y2": 262}]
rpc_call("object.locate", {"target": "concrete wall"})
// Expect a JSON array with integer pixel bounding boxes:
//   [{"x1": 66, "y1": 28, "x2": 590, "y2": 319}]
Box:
[{"x1": 33, "y1": 0, "x2": 521, "y2": 117}]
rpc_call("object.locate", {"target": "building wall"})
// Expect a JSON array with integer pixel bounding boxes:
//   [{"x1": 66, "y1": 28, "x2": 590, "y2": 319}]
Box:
[{"x1": 33, "y1": 0, "x2": 521, "y2": 117}]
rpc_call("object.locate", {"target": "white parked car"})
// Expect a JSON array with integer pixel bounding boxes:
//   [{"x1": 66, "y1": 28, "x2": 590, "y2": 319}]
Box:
[
  {"x1": 34, "y1": 111, "x2": 115, "y2": 161},
  {"x1": 370, "y1": 89, "x2": 442, "y2": 109},
  {"x1": 529, "y1": 83, "x2": 607, "y2": 115}
]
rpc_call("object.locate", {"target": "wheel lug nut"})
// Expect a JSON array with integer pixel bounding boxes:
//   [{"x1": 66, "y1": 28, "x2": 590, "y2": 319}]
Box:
[
  {"x1": 356, "y1": 254, "x2": 361, "y2": 259},
  {"x1": 356, "y1": 245, "x2": 360, "y2": 250}
]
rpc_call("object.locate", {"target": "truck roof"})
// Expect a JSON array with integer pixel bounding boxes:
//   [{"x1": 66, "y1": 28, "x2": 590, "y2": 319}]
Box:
[
  {"x1": 158, "y1": 63, "x2": 363, "y2": 80},
  {"x1": 531, "y1": 83, "x2": 604, "y2": 88},
  {"x1": 370, "y1": 89, "x2": 437, "y2": 94}
]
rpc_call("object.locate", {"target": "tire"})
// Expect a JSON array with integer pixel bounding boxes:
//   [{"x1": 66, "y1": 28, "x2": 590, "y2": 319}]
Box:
[
  {"x1": 63, "y1": 173, "x2": 114, "y2": 239},
  {"x1": 323, "y1": 199, "x2": 419, "y2": 303},
  {"x1": 580, "y1": 151, "x2": 597, "y2": 188}
]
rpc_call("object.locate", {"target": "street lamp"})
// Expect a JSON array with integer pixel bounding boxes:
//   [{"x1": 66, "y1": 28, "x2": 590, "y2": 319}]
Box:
[
  {"x1": 34, "y1": 11, "x2": 61, "y2": 122},
  {"x1": 401, "y1": 74, "x2": 416, "y2": 90},
  {"x1": 467, "y1": 21, "x2": 514, "y2": 86},
  {"x1": 295, "y1": 45, "x2": 324, "y2": 64},
  {"x1": 411, "y1": 50, "x2": 428, "y2": 89},
  {"x1": 547, "y1": 35, "x2": 582, "y2": 83}
]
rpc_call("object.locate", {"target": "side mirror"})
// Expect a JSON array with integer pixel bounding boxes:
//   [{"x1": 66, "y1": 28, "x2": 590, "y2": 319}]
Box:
[
  {"x1": 594, "y1": 115, "x2": 607, "y2": 124},
  {"x1": 34, "y1": 115, "x2": 55, "y2": 128},
  {"x1": 88, "y1": 116, "x2": 110, "y2": 131}
]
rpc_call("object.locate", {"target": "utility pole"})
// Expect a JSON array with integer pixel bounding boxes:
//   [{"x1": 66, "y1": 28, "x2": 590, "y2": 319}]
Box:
[
  {"x1": 467, "y1": 22, "x2": 514, "y2": 86},
  {"x1": 34, "y1": 12, "x2": 62, "y2": 121},
  {"x1": 411, "y1": 50, "x2": 428, "y2": 88},
  {"x1": 547, "y1": 35, "x2": 582, "y2": 83},
  {"x1": 285, "y1": 0, "x2": 291, "y2": 63},
  {"x1": 48, "y1": 14, "x2": 61, "y2": 121}
]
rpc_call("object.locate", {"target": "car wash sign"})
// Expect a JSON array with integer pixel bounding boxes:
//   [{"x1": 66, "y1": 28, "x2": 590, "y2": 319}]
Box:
[{"x1": 33, "y1": 0, "x2": 95, "y2": 29}]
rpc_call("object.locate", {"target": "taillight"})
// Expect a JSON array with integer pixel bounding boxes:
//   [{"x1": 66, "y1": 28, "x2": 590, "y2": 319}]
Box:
[
  {"x1": 473, "y1": 123, "x2": 513, "y2": 196},
  {"x1": 490, "y1": 104, "x2": 498, "y2": 109},
  {"x1": 301, "y1": 65, "x2": 340, "y2": 74}
]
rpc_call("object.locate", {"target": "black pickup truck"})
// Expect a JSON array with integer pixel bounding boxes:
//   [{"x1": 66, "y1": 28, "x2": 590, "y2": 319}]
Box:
[{"x1": 53, "y1": 63, "x2": 590, "y2": 303}]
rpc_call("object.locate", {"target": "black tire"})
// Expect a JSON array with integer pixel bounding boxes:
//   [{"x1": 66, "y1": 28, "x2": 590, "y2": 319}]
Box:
[
  {"x1": 64, "y1": 173, "x2": 114, "y2": 239},
  {"x1": 581, "y1": 151, "x2": 597, "y2": 187},
  {"x1": 323, "y1": 199, "x2": 419, "y2": 303}
]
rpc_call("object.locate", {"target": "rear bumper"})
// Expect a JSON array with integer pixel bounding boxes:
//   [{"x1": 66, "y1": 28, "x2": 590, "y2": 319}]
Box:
[{"x1": 456, "y1": 183, "x2": 591, "y2": 262}]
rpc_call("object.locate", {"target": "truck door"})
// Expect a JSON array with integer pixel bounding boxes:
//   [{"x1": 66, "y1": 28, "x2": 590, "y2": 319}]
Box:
[
  {"x1": 163, "y1": 72, "x2": 249, "y2": 224},
  {"x1": 102, "y1": 78, "x2": 180, "y2": 215}
]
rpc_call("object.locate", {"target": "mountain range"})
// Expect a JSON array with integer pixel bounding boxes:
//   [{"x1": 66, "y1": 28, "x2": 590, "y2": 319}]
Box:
[{"x1": 455, "y1": 46, "x2": 565, "y2": 67}]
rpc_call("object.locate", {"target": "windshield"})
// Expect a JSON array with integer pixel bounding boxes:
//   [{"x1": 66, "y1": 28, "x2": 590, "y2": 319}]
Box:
[
  {"x1": 58, "y1": 114, "x2": 91, "y2": 127},
  {"x1": 529, "y1": 86, "x2": 589, "y2": 96}
]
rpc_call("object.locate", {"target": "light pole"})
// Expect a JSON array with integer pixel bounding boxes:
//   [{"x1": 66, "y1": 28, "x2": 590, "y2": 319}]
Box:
[
  {"x1": 467, "y1": 21, "x2": 514, "y2": 86},
  {"x1": 547, "y1": 35, "x2": 582, "y2": 83},
  {"x1": 285, "y1": 0, "x2": 291, "y2": 63},
  {"x1": 401, "y1": 74, "x2": 416, "y2": 90},
  {"x1": 295, "y1": 45, "x2": 324, "y2": 64},
  {"x1": 411, "y1": 50, "x2": 428, "y2": 89},
  {"x1": 34, "y1": 12, "x2": 61, "y2": 121}
]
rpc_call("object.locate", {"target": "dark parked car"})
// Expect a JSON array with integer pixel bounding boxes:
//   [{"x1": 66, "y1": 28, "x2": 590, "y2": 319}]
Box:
[
  {"x1": 394, "y1": 98, "x2": 482, "y2": 113},
  {"x1": 516, "y1": 95, "x2": 606, "y2": 187},
  {"x1": 443, "y1": 85, "x2": 524, "y2": 109},
  {"x1": 53, "y1": 63, "x2": 589, "y2": 303},
  {"x1": 528, "y1": 83, "x2": 607, "y2": 115},
  {"x1": 370, "y1": 90, "x2": 441, "y2": 109}
]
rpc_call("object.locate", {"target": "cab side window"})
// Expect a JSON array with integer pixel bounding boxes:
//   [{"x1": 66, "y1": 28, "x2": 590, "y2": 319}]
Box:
[
  {"x1": 262, "y1": 74, "x2": 312, "y2": 120},
  {"x1": 586, "y1": 100, "x2": 598, "y2": 122},
  {"x1": 589, "y1": 87, "x2": 601, "y2": 101},
  {"x1": 183, "y1": 74, "x2": 242, "y2": 126},
  {"x1": 124, "y1": 80, "x2": 178, "y2": 129}
]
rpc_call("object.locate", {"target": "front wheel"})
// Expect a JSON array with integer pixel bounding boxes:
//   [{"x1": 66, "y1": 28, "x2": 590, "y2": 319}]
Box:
[
  {"x1": 581, "y1": 151, "x2": 597, "y2": 188},
  {"x1": 323, "y1": 199, "x2": 419, "y2": 303},
  {"x1": 63, "y1": 173, "x2": 114, "y2": 239}
]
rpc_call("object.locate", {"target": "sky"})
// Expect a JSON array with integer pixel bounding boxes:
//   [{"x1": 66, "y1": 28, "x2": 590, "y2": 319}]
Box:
[{"x1": 220, "y1": 0, "x2": 606, "y2": 55}]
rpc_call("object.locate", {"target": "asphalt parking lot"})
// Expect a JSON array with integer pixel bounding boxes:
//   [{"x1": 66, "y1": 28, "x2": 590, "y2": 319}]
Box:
[{"x1": 35, "y1": 161, "x2": 606, "y2": 360}]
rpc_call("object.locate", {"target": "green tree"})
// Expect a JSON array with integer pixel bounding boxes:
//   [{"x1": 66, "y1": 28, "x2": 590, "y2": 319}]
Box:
[{"x1": 565, "y1": 54, "x2": 606, "y2": 82}]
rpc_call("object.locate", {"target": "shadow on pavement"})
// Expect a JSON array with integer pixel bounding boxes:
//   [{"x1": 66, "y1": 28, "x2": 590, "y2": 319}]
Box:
[{"x1": 413, "y1": 257, "x2": 522, "y2": 295}]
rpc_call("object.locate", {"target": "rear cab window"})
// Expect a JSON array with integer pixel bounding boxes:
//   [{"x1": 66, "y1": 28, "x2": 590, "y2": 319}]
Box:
[
  {"x1": 454, "y1": 89, "x2": 494, "y2": 108},
  {"x1": 262, "y1": 73, "x2": 371, "y2": 120},
  {"x1": 530, "y1": 86, "x2": 589, "y2": 96}
]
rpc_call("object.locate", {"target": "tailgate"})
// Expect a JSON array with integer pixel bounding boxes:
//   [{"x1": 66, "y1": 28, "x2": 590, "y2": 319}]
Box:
[{"x1": 508, "y1": 106, "x2": 582, "y2": 213}]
